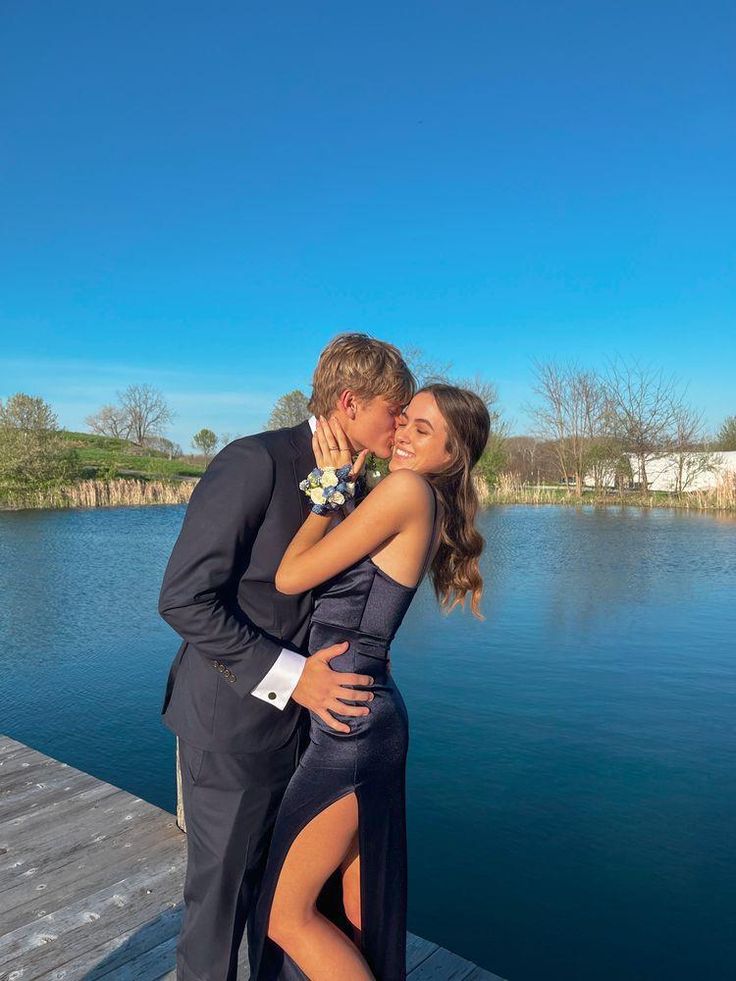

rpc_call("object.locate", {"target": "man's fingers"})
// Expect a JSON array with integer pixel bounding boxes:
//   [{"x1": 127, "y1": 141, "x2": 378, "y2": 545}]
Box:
[
  {"x1": 317, "y1": 709, "x2": 351, "y2": 734},
  {"x1": 338, "y1": 673, "x2": 374, "y2": 688},
  {"x1": 316, "y1": 642, "x2": 350, "y2": 660},
  {"x1": 331, "y1": 700, "x2": 370, "y2": 717},
  {"x1": 337, "y1": 688, "x2": 373, "y2": 702}
]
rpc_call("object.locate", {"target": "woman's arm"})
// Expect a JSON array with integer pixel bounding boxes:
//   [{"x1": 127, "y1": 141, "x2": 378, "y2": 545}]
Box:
[{"x1": 275, "y1": 468, "x2": 432, "y2": 595}]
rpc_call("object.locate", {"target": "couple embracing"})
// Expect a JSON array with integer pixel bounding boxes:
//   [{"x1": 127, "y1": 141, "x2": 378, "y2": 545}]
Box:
[{"x1": 158, "y1": 332, "x2": 491, "y2": 980}]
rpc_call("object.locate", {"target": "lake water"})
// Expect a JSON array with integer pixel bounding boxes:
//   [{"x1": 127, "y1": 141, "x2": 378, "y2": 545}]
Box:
[{"x1": 1, "y1": 503, "x2": 734, "y2": 981}]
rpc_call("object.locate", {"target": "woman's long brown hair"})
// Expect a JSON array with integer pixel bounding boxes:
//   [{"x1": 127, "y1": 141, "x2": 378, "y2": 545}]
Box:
[{"x1": 421, "y1": 384, "x2": 491, "y2": 620}]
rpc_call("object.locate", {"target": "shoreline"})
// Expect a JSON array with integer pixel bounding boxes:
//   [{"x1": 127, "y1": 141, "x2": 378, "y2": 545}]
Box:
[{"x1": 2, "y1": 476, "x2": 735, "y2": 514}]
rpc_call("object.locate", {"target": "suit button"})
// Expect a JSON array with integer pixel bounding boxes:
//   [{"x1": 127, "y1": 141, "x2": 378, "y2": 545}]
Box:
[
  {"x1": 218, "y1": 664, "x2": 225, "y2": 672},
  {"x1": 230, "y1": 674, "x2": 237, "y2": 683},
  {"x1": 268, "y1": 691, "x2": 277, "y2": 700}
]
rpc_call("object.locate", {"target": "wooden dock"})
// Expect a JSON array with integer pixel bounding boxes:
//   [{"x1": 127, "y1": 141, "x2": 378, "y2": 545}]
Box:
[{"x1": 0, "y1": 736, "x2": 505, "y2": 980}]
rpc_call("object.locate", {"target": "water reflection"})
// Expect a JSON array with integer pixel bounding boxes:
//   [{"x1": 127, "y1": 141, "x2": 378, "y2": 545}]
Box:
[{"x1": 1, "y1": 503, "x2": 734, "y2": 981}]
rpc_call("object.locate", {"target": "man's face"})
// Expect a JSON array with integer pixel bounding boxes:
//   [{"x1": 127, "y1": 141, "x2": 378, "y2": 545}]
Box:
[{"x1": 343, "y1": 395, "x2": 405, "y2": 459}]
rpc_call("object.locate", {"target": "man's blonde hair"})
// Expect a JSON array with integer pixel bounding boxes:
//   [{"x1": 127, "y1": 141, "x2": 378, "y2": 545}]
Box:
[{"x1": 307, "y1": 333, "x2": 416, "y2": 419}]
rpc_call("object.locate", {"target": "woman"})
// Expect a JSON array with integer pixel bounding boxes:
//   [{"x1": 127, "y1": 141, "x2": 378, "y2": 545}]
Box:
[{"x1": 251, "y1": 383, "x2": 491, "y2": 980}]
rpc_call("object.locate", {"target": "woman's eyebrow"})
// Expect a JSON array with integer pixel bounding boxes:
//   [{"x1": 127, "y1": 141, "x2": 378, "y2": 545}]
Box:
[{"x1": 403, "y1": 412, "x2": 434, "y2": 431}]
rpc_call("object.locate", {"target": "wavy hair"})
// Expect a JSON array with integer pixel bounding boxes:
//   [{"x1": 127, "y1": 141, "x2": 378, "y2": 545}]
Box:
[{"x1": 420, "y1": 384, "x2": 491, "y2": 620}]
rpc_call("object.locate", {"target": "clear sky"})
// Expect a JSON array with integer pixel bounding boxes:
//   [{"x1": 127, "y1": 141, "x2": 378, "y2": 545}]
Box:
[{"x1": 1, "y1": 0, "x2": 734, "y2": 448}]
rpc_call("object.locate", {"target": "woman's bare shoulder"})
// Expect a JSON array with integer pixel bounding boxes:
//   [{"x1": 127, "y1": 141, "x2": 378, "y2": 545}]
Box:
[{"x1": 368, "y1": 468, "x2": 435, "y2": 510}]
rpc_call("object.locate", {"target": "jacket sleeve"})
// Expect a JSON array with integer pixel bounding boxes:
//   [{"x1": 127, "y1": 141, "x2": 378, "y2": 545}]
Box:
[{"x1": 157, "y1": 436, "x2": 292, "y2": 700}]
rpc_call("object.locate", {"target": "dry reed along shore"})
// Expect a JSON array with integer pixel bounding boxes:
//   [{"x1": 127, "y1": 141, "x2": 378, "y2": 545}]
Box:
[
  {"x1": 0, "y1": 478, "x2": 196, "y2": 511},
  {"x1": 482, "y1": 472, "x2": 736, "y2": 511},
  {"x1": 2, "y1": 472, "x2": 735, "y2": 512}
]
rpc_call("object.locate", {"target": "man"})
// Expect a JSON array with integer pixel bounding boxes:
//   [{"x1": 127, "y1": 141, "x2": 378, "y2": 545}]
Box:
[{"x1": 158, "y1": 333, "x2": 415, "y2": 980}]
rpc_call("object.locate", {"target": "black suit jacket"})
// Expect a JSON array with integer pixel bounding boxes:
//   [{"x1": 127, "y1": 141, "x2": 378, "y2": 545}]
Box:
[{"x1": 159, "y1": 418, "x2": 317, "y2": 753}]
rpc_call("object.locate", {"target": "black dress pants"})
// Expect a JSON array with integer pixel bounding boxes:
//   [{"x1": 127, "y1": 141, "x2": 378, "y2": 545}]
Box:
[{"x1": 176, "y1": 720, "x2": 308, "y2": 981}]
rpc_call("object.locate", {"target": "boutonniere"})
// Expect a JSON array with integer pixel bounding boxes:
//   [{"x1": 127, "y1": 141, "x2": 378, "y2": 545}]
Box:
[
  {"x1": 363, "y1": 459, "x2": 386, "y2": 492},
  {"x1": 362, "y1": 453, "x2": 388, "y2": 496}
]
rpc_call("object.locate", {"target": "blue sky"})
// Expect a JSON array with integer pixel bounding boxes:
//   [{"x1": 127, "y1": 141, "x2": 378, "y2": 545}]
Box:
[{"x1": 1, "y1": 0, "x2": 734, "y2": 447}]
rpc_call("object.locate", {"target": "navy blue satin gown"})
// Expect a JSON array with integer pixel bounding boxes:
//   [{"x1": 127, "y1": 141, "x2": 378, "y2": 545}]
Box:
[{"x1": 251, "y1": 488, "x2": 439, "y2": 980}]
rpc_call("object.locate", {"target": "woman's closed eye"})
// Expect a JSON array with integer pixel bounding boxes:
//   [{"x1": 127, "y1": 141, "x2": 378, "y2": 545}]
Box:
[{"x1": 397, "y1": 417, "x2": 429, "y2": 437}]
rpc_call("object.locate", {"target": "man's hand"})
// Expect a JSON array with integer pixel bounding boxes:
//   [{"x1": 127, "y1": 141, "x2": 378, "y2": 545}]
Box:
[{"x1": 291, "y1": 641, "x2": 374, "y2": 734}]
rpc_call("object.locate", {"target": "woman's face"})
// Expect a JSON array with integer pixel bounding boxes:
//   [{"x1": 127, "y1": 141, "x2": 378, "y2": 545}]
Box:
[{"x1": 388, "y1": 391, "x2": 453, "y2": 476}]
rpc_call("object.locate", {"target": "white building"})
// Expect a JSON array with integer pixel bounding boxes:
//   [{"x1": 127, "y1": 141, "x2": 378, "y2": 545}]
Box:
[{"x1": 585, "y1": 450, "x2": 736, "y2": 492}]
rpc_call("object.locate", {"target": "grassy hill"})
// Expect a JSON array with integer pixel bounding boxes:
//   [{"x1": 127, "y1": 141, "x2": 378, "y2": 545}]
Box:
[{"x1": 60, "y1": 431, "x2": 207, "y2": 480}]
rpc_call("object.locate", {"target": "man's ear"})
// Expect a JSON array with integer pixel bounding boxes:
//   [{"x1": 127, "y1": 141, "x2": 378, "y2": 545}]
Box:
[{"x1": 339, "y1": 388, "x2": 358, "y2": 420}]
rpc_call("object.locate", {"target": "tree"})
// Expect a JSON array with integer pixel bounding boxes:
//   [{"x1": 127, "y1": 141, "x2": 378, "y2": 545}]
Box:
[
  {"x1": 474, "y1": 433, "x2": 508, "y2": 487},
  {"x1": 525, "y1": 360, "x2": 608, "y2": 495},
  {"x1": 452, "y1": 373, "x2": 504, "y2": 425},
  {"x1": 85, "y1": 383, "x2": 174, "y2": 446},
  {"x1": 145, "y1": 435, "x2": 183, "y2": 460},
  {"x1": 402, "y1": 346, "x2": 453, "y2": 387},
  {"x1": 602, "y1": 357, "x2": 682, "y2": 493},
  {"x1": 1, "y1": 394, "x2": 57, "y2": 430},
  {"x1": 0, "y1": 393, "x2": 79, "y2": 490},
  {"x1": 119, "y1": 384, "x2": 174, "y2": 445},
  {"x1": 716, "y1": 415, "x2": 736, "y2": 451},
  {"x1": 669, "y1": 403, "x2": 718, "y2": 493},
  {"x1": 85, "y1": 404, "x2": 132, "y2": 440},
  {"x1": 266, "y1": 390, "x2": 310, "y2": 430},
  {"x1": 504, "y1": 436, "x2": 553, "y2": 484},
  {"x1": 192, "y1": 428, "x2": 218, "y2": 463}
]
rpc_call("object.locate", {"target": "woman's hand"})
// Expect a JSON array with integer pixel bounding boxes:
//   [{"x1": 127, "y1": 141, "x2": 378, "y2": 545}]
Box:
[{"x1": 314, "y1": 414, "x2": 368, "y2": 481}]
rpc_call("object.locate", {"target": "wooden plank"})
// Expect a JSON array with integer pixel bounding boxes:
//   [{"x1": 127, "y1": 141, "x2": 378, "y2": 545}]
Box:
[
  {"x1": 0, "y1": 787, "x2": 135, "y2": 878},
  {"x1": 95, "y1": 932, "x2": 181, "y2": 980},
  {"x1": 464, "y1": 967, "x2": 508, "y2": 981},
  {"x1": 407, "y1": 930, "x2": 441, "y2": 972},
  {"x1": 1, "y1": 786, "x2": 167, "y2": 858},
  {"x1": 2, "y1": 821, "x2": 180, "y2": 932},
  {"x1": 0, "y1": 735, "x2": 38, "y2": 759},
  {"x1": 0, "y1": 847, "x2": 186, "y2": 976},
  {"x1": 1, "y1": 783, "x2": 132, "y2": 844},
  {"x1": 0, "y1": 772, "x2": 112, "y2": 829},
  {"x1": 1, "y1": 797, "x2": 176, "y2": 878},
  {"x1": 0, "y1": 745, "x2": 50, "y2": 775},
  {"x1": 409, "y1": 945, "x2": 485, "y2": 980},
  {"x1": 0, "y1": 767, "x2": 100, "y2": 818},
  {"x1": 43, "y1": 906, "x2": 183, "y2": 980},
  {"x1": 0, "y1": 752, "x2": 71, "y2": 785}
]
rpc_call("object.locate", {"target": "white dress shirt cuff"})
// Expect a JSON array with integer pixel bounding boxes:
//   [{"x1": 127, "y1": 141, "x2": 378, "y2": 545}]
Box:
[{"x1": 250, "y1": 648, "x2": 307, "y2": 710}]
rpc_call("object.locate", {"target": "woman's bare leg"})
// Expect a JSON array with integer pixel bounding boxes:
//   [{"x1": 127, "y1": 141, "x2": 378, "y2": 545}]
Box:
[
  {"x1": 267, "y1": 791, "x2": 374, "y2": 981},
  {"x1": 340, "y1": 832, "x2": 362, "y2": 947}
]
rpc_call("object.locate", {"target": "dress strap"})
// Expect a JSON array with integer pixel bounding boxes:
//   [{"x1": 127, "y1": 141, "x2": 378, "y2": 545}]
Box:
[{"x1": 417, "y1": 484, "x2": 440, "y2": 582}]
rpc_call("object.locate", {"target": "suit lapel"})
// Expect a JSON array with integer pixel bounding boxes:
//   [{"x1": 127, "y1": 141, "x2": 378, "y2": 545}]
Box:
[{"x1": 289, "y1": 419, "x2": 317, "y2": 522}]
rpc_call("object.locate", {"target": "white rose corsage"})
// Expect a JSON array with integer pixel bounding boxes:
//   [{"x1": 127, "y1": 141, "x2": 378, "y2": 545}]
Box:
[{"x1": 300, "y1": 463, "x2": 366, "y2": 515}]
